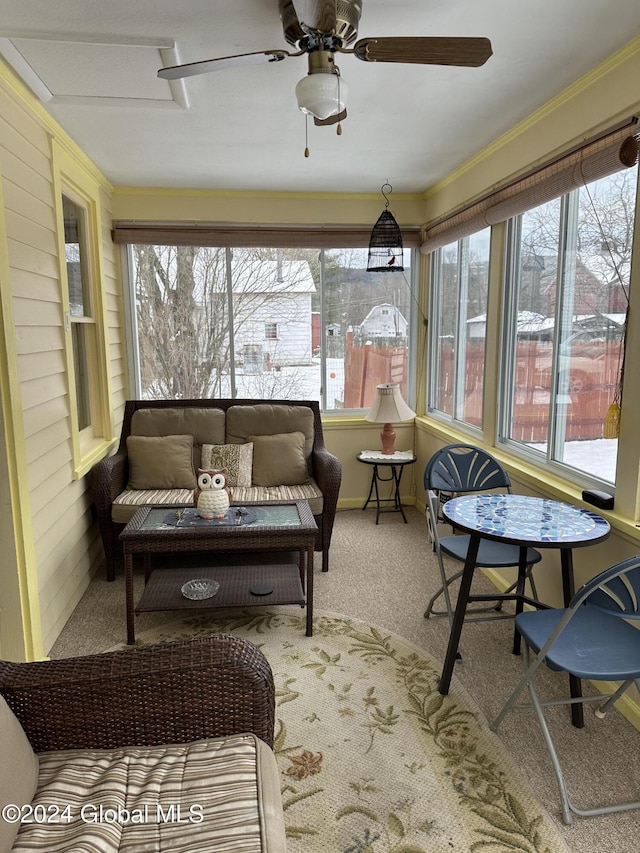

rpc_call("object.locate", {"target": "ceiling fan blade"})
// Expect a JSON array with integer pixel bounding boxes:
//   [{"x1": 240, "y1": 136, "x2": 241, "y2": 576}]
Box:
[
  {"x1": 314, "y1": 108, "x2": 347, "y2": 126},
  {"x1": 291, "y1": 0, "x2": 337, "y2": 33},
  {"x1": 158, "y1": 49, "x2": 290, "y2": 80},
  {"x1": 353, "y1": 36, "x2": 493, "y2": 67}
]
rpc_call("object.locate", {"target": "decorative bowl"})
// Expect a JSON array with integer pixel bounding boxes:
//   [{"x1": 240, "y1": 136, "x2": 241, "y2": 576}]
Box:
[{"x1": 181, "y1": 578, "x2": 220, "y2": 600}]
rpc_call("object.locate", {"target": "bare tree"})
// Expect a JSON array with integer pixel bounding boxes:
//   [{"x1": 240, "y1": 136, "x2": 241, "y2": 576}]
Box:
[
  {"x1": 520, "y1": 169, "x2": 636, "y2": 318},
  {"x1": 133, "y1": 246, "x2": 316, "y2": 400}
]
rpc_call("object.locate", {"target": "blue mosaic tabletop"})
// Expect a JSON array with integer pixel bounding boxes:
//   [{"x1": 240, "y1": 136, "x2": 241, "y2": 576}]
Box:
[{"x1": 442, "y1": 493, "x2": 610, "y2": 546}]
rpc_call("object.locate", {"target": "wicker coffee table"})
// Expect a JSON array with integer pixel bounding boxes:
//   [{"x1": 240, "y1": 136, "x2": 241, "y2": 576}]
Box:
[{"x1": 120, "y1": 501, "x2": 317, "y2": 643}]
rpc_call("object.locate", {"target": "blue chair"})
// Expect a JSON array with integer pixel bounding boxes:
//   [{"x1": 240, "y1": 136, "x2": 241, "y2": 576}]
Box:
[
  {"x1": 491, "y1": 553, "x2": 640, "y2": 825},
  {"x1": 424, "y1": 443, "x2": 541, "y2": 626}
]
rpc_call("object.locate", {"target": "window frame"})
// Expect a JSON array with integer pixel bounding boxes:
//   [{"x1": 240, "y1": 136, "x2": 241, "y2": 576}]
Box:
[
  {"x1": 498, "y1": 167, "x2": 637, "y2": 491},
  {"x1": 264, "y1": 321, "x2": 279, "y2": 341},
  {"x1": 426, "y1": 230, "x2": 490, "y2": 434},
  {"x1": 53, "y1": 142, "x2": 113, "y2": 478},
  {"x1": 123, "y1": 242, "x2": 418, "y2": 414}
]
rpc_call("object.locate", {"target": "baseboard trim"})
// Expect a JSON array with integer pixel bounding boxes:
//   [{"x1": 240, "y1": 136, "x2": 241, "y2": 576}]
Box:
[{"x1": 337, "y1": 497, "x2": 417, "y2": 511}]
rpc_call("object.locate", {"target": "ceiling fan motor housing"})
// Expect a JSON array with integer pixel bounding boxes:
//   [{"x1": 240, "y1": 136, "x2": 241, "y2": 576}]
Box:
[{"x1": 279, "y1": 0, "x2": 362, "y2": 47}]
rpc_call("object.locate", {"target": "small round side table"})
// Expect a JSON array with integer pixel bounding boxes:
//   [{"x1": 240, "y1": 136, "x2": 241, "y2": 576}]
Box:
[{"x1": 357, "y1": 450, "x2": 417, "y2": 524}]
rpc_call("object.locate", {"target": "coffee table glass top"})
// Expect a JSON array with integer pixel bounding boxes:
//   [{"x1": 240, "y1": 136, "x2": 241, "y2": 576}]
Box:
[
  {"x1": 139, "y1": 504, "x2": 305, "y2": 531},
  {"x1": 443, "y1": 493, "x2": 610, "y2": 546}
]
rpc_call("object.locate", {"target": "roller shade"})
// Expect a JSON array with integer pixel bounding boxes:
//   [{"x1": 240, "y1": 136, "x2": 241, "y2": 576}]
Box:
[
  {"x1": 421, "y1": 119, "x2": 640, "y2": 255},
  {"x1": 112, "y1": 223, "x2": 422, "y2": 249}
]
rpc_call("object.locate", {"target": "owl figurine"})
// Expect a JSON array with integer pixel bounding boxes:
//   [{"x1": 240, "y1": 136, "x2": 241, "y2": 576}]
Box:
[{"x1": 194, "y1": 468, "x2": 232, "y2": 520}]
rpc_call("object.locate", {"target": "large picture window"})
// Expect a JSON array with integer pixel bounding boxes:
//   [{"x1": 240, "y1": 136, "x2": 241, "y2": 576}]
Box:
[
  {"x1": 500, "y1": 166, "x2": 637, "y2": 485},
  {"x1": 127, "y1": 244, "x2": 415, "y2": 411}
]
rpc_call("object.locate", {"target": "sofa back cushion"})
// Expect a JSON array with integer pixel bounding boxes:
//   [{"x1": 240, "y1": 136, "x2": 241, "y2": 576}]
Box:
[
  {"x1": 131, "y1": 407, "x2": 226, "y2": 468},
  {"x1": 226, "y1": 405, "x2": 314, "y2": 459},
  {"x1": 127, "y1": 434, "x2": 196, "y2": 489},
  {"x1": 0, "y1": 694, "x2": 39, "y2": 853}
]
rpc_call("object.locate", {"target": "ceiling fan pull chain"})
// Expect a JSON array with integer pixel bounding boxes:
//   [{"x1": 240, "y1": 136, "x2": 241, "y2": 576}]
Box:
[{"x1": 304, "y1": 113, "x2": 310, "y2": 157}]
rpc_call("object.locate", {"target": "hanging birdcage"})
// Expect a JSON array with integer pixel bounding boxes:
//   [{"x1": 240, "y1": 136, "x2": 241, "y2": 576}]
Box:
[{"x1": 367, "y1": 183, "x2": 404, "y2": 272}]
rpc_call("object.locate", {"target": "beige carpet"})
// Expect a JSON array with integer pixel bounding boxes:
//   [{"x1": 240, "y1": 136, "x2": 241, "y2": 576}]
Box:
[
  {"x1": 121, "y1": 608, "x2": 571, "y2": 852},
  {"x1": 51, "y1": 506, "x2": 640, "y2": 852}
]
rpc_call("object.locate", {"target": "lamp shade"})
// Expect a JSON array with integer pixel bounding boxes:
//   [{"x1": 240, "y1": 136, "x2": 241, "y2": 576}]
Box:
[
  {"x1": 365, "y1": 383, "x2": 415, "y2": 455},
  {"x1": 295, "y1": 72, "x2": 348, "y2": 120},
  {"x1": 365, "y1": 383, "x2": 416, "y2": 424}
]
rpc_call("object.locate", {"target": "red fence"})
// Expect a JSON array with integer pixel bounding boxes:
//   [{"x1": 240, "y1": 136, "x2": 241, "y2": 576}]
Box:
[
  {"x1": 343, "y1": 331, "x2": 408, "y2": 409},
  {"x1": 343, "y1": 335, "x2": 621, "y2": 440},
  {"x1": 437, "y1": 340, "x2": 622, "y2": 441}
]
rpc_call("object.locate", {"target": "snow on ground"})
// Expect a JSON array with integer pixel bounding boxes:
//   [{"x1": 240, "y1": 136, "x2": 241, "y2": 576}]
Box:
[{"x1": 529, "y1": 438, "x2": 617, "y2": 485}]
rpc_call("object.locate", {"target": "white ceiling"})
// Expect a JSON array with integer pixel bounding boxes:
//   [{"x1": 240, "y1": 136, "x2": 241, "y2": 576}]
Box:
[{"x1": 1, "y1": 0, "x2": 639, "y2": 194}]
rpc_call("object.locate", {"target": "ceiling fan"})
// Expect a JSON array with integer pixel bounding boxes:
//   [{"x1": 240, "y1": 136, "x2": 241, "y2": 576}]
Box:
[{"x1": 158, "y1": 0, "x2": 492, "y2": 129}]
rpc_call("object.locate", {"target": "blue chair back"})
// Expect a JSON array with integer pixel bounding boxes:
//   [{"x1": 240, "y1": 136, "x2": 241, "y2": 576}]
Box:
[
  {"x1": 581, "y1": 554, "x2": 640, "y2": 620},
  {"x1": 424, "y1": 443, "x2": 511, "y2": 494}
]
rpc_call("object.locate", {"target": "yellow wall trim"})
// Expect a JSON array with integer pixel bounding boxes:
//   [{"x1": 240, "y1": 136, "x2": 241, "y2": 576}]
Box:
[
  {"x1": 422, "y1": 35, "x2": 640, "y2": 203},
  {"x1": 0, "y1": 168, "x2": 43, "y2": 661},
  {"x1": 415, "y1": 417, "x2": 640, "y2": 547},
  {"x1": 113, "y1": 186, "x2": 423, "y2": 202}
]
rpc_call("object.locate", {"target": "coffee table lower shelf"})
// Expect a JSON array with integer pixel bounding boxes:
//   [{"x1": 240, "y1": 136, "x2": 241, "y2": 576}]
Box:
[{"x1": 132, "y1": 564, "x2": 306, "y2": 642}]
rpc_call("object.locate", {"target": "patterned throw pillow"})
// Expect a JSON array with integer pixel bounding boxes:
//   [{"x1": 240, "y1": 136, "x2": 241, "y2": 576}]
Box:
[{"x1": 201, "y1": 443, "x2": 253, "y2": 488}]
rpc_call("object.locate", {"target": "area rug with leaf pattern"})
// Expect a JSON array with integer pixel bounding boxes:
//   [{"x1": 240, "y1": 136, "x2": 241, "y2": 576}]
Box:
[{"x1": 128, "y1": 609, "x2": 569, "y2": 853}]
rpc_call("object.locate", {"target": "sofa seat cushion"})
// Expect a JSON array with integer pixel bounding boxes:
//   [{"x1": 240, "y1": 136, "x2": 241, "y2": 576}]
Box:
[
  {"x1": 112, "y1": 482, "x2": 324, "y2": 525},
  {"x1": 12, "y1": 733, "x2": 285, "y2": 853},
  {"x1": 112, "y1": 488, "x2": 195, "y2": 524},
  {"x1": 231, "y1": 482, "x2": 323, "y2": 516}
]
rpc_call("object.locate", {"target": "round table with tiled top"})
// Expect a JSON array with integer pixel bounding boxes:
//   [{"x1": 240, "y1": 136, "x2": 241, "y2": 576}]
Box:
[{"x1": 437, "y1": 493, "x2": 611, "y2": 727}]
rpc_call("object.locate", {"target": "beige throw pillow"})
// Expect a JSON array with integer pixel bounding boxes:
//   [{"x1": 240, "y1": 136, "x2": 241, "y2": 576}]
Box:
[
  {"x1": 201, "y1": 443, "x2": 253, "y2": 487},
  {"x1": 127, "y1": 434, "x2": 196, "y2": 490},
  {"x1": 0, "y1": 694, "x2": 39, "y2": 852},
  {"x1": 250, "y1": 432, "x2": 310, "y2": 487}
]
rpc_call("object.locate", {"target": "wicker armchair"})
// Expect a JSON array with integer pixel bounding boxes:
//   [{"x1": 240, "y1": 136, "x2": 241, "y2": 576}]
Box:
[
  {"x1": 1, "y1": 635, "x2": 288, "y2": 851},
  {"x1": 0, "y1": 633, "x2": 275, "y2": 752}
]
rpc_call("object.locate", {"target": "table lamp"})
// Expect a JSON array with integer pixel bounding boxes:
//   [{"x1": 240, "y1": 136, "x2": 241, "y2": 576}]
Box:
[{"x1": 365, "y1": 383, "x2": 416, "y2": 455}]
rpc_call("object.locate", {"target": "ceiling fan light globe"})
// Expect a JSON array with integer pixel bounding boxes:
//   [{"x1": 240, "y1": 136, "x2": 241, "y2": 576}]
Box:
[{"x1": 295, "y1": 72, "x2": 348, "y2": 120}]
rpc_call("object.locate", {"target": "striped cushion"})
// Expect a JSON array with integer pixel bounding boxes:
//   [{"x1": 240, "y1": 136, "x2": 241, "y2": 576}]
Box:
[
  {"x1": 112, "y1": 488, "x2": 194, "y2": 524},
  {"x1": 13, "y1": 734, "x2": 285, "y2": 852},
  {"x1": 231, "y1": 482, "x2": 323, "y2": 516},
  {"x1": 112, "y1": 483, "x2": 324, "y2": 524}
]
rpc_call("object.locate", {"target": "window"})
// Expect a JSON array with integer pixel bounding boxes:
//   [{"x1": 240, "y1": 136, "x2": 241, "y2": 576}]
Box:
[
  {"x1": 128, "y1": 244, "x2": 415, "y2": 411},
  {"x1": 53, "y1": 143, "x2": 112, "y2": 477},
  {"x1": 500, "y1": 167, "x2": 637, "y2": 485},
  {"x1": 63, "y1": 195, "x2": 93, "y2": 430},
  {"x1": 427, "y1": 229, "x2": 491, "y2": 428}
]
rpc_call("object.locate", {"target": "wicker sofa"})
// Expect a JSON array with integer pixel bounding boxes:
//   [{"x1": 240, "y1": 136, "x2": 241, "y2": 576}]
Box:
[
  {"x1": 92, "y1": 398, "x2": 342, "y2": 581},
  {"x1": 0, "y1": 634, "x2": 286, "y2": 852}
]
